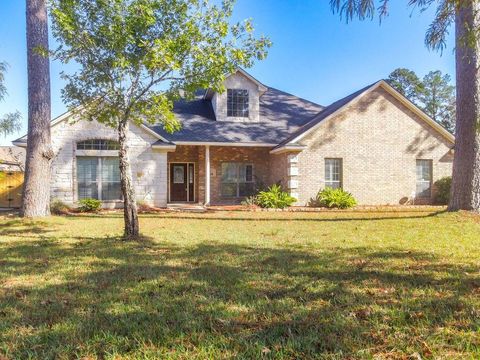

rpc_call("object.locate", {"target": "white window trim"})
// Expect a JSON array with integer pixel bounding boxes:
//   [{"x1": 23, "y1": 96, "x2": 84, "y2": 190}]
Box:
[
  {"x1": 76, "y1": 156, "x2": 122, "y2": 202},
  {"x1": 221, "y1": 162, "x2": 255, "y2": 198},
  {"x1": 325, "y1": 158, "x2": 343, "y2": 189}
]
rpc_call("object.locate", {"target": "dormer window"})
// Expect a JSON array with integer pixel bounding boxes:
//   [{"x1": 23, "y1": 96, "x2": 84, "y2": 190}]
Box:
[{"x1": 227, "y1": 89, "x2": 249, "y2": 117}]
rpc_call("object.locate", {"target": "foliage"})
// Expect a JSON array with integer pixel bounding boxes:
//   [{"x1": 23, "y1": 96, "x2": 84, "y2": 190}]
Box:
[
  {"x1": 330, "y1": 0, "x2": 456, "y2": 52},
  {"x1": 256, "y1": 184, "x2": 296, "y2": 209},
  {"x1": 137, "y1": 200, "x2": 156, "y2": 212},
  {"x1": 0, "y1": 62, "x2": 21, "y2": 137},
  {"x1": 0, "y1": 210, "x2": 480, "y2": 358},
  {"x1": 388, "y1": 68, "x2": 456, "y2": 132},
  {"x1": 49, "y1": 0, "x2": 270, "y2": 237},
  {"x1": 49, "y1": 0, "x2": 271, "y2": 130},
  {"x1": 418, "y1": 70, "x2": 456, "y2": 132},
  {"x1": 387, "y1": 68, "x2": 424, "y2": 101},
  {"x1": 434, "y1": 176, "x2": 452, "y2": 205},
  {"x1": 316, "y1": 187, "x2": 357, "y2": 209},
  {"x1": 77, "y1": 198, "x2": 102, "y2": 212},
  {"x1": 50, "y1": 199, "x2": 71, "y2": 215},
  {"x1": 240, "y1": 195, "x2": 258, "y2": 206}
]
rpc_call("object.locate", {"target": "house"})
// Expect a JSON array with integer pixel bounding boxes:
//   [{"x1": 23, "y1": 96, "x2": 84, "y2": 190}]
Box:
[
  {"x1": 13, "y1": 69, "x2": 454, "y2": 207},
  {"x1": 0, "y1": 146, "x2": 25, "y2": 208}
]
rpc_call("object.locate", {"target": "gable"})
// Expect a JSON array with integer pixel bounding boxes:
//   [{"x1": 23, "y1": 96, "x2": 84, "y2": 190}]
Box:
[
  {"x1": 300, "y1": 86, "x2": 454, "y2": 158},
  {"x1": 280, "y1": 81, "x2": 454, "y2": 149}
]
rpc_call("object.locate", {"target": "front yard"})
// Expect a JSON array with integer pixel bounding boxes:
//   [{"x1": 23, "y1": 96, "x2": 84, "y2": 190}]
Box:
[{"x1": 0, "y1": 209, "x2": 479, "y2": 359}]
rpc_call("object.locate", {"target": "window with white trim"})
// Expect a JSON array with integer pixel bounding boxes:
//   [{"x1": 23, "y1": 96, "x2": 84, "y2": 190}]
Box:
[
  {"x1": 416, "y1": 159, "x2": 432, "y2": 198},
  {"x1": 77, "y1": 157, "x2": 121, "y2": 201},
  {"x1": 325, "y1": 158, "x2": 342, "y2": 189},
  {"x1": 221, "y1": 163, "x2": 254, "y2": 197},
  {"x1": 77, "y1": 139, "x2": 119, "y2": 150},
  {"x1": 227, "y1": 89, "x2": 249, "y2": 117}
]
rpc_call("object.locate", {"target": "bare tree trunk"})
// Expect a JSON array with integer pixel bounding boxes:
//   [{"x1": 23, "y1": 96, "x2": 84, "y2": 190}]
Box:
[
  {"x1": 449, "y1": 2, "x2": 480, "y2": 211},
  {"x1": 22, "y1": 0, "x2": 53, "y2": 217},
  {"x1": 118, "y1": 119, "x2": 139, "y2": 239}
]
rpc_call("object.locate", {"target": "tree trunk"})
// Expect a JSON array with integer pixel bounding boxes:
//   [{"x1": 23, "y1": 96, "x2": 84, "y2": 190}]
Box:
[
  {"x1": 22, "y1": 0, "x2": 53, "y2": 217},
  {"x1": 118, "y1": 119, "x2": 140, "y2": 239},
  {"x1": 449, "y1": 2, "x2": 480, "y2": 211}
]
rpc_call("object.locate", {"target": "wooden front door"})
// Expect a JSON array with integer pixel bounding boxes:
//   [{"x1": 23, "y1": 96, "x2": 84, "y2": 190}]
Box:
[{"x1": 170, "y1": 163, "x2": 195, "y2": 202}]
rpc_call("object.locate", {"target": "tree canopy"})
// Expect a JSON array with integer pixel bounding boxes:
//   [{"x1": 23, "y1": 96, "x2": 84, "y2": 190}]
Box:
[
  {"x1": 50, "y1": 0, "x2": 271, "y2": 131},
  {"x1": 387, "y1": 68, "x2": 456, "y2": 132},
  {"x1": 330, "y1": 0, "x2": 456, "y2": 51}
]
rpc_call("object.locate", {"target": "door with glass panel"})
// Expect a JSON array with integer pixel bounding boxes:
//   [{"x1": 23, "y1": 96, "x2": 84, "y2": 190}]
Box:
[{"x1": 170, "y1": 163, "x2": 195, "y2": 202}]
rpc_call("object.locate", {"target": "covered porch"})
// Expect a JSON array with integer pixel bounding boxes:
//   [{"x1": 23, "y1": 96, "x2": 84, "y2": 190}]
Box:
[{"x1": 166, "y1": 144, "x2": 299, "y2": 205}]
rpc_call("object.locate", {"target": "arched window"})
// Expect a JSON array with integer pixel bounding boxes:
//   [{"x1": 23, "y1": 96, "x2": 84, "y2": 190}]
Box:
[{"x1": 77, "y1": 139, "x2": 119, "y2": 150}]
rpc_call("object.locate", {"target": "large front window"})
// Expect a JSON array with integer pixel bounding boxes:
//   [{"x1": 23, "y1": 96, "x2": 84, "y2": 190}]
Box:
[
  {"x1": 221, "y1": 162, "x2": 254, "y2": 197},
  {"x1": 416, "y1": 159, "x2": 432, "y2": 198},
  {"x1": 77, "y1": 157, "x2": 121, "y2": 201},
  {"x1": 227, "y1": 89, "x2": 249, "y2": 117},
  {"x1": 325, "y1": 158, "x2": 342, "y2": 189}
]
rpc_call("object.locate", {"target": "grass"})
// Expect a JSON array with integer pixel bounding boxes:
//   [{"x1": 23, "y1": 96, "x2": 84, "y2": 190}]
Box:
[{"x1": 0, "y1": 208, "x2": 479, "y2": 359}]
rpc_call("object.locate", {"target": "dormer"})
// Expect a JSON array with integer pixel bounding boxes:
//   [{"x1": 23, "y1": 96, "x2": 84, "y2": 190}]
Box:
[{"x1": 205, "y1": 69, "x2": 267, "y2": 123}]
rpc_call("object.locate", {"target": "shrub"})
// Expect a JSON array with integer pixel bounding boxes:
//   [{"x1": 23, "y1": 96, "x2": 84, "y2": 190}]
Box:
[
  {"x1": 316, "y1": 187, "x2": 357, "y2": 209},
  {"x1": 256, "y1": 184, "x2": 296, "y2": 209},
  {"x1": 137, "y1": 200, "x2": 155, "y2": 212},
  {"x1": 241, "y1": 195, "x2": 258, "y2": 207},
  {"x1": 434, "y1": 176, "x2": 451, "y2": 205},
  {"x1": 50, "y1": 199, "x2": 71, "y2": 215},
  {"x1": 78, "y1": 198, "x2": 102, "y2": 212}
]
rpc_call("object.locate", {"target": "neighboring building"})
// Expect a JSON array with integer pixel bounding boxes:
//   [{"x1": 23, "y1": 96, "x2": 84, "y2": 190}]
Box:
[
  {"x1": 0, "y1": 146, "x2": 25, "y2": 208},
  {"x1": 13, "y1": 69, "x2": 454, "y2": 207}
]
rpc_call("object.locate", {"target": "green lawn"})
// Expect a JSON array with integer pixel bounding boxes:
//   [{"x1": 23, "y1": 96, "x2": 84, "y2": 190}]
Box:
[{"x1": 0, "y1": 209, "x2": 479, "y2": 359}]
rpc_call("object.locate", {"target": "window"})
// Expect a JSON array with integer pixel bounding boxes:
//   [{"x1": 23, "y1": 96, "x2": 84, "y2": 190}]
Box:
[
  {"x1": 221, "y1": 163, "x2": 254, "y2": 197},
  {"x1": 77, "y1": 139, "x2": 119, "y2": 150},
  {"x1": 77, "y1": 157, "x2": 121, "y2": 201},
  {"x1": 227, "y1": 89, "x2": 249, "y2": 117},
  {"x1": 325, "y1": 158, "x2": 342, "y2": 189},
  {"x1": 416, "y1": 159, "x2": 432, "y2": 198}
]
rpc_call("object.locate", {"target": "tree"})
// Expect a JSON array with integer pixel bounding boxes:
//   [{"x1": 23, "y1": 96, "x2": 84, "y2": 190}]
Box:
[
  {"x1": 418, "y1": 70, "x2": 456, "y2": 132},
  {"x1": 22, "y1": 0, "x2": 53, "y2": 218},
  {"x1": 50, "y1": 0, "x2": 271, "y2": 238},
  {"x1": 0, "y1": 62, "x2": 21, "y2": 137},
  {"x1": 387, "y1": 68, "x2": 456, "y2": 132},
  {"x1": 330, "y1": 0, "x2": 480, "y2": 212},
  {"x1": 387, "y1": 67, "x2": 423, "y2": 102}
]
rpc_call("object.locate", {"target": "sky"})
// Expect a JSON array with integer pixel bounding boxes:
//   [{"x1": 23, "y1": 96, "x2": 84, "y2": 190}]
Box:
[{"x1": 0, "y1": 0, "x2": 455, "y2": 146}]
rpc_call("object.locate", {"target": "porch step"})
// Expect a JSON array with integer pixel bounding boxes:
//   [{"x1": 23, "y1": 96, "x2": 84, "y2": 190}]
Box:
[{"x1": 167, "y1": 203, "x2": 207, "y2": 213}]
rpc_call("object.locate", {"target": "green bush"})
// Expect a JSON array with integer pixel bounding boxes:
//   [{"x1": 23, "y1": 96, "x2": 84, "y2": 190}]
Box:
[
  {"x1": 316, "y1": 187, "x2": 357, "y2": 209},
  {"x1": 434, "y1": 176, "x2": 451, "y2": 205},
  {"x1": 256, "y1": 184, "x2": 296, "y2": 209},
  {"x1": 50, "y1": 199, "x2": 71, "y2": 215},
  {"x1": 78, "y1": 198, "x2": 102, "y2": 212}
]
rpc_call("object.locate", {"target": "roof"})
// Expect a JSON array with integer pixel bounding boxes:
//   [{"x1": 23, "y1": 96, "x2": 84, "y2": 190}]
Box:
[
  {"x1": 12, "y1": 69, "x2": 454, "y2": 149},
  {"x1": 0, "y1": 146, "x2": 25, "y2": 171},
  {"x1": 274, "y1": 81, "x2": 380, "y2": 149},
  {"x1": 148, "y1": 87, "x2": 324, "y2": 144}
]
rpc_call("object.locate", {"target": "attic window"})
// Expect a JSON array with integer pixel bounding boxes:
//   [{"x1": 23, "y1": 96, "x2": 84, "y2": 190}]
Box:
[
  {"x1": 227, "y1": 89, "x2": 249, "y2": 117},
  {"x1": 77, "y1": 139, "x2": 119, "y2": 150}
]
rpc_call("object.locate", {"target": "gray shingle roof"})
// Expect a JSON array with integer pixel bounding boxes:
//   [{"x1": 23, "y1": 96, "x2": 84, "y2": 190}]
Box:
[
  {"x1": 274, "y1": 81, "x2": 380, "y2": 148},
  {"x1": 148, "y1": 87, "x2": 324, "y2": 144}
]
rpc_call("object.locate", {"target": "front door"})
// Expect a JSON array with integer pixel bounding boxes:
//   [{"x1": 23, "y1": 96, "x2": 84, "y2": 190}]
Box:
[{"x1": 170, "y1": 163, "x2": 195, "y2": 202}]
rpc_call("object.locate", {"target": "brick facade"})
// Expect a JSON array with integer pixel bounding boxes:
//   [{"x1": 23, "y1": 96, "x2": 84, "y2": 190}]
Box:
[{"x1": 294, "y1": 87, "x2": 454, "y2": 205}]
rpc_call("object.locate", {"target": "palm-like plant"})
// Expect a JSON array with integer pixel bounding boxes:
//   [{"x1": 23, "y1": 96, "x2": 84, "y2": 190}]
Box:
[{"x1": 330, "y1": 0, "x2": 480, "y2": 212}]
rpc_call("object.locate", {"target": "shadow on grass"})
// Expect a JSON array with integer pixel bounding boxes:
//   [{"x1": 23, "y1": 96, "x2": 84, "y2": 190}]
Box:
[
  {"x1": 0, "y1": 238, "x2": 478, "y2": 358},
  {"x1": 70, "y1": 210, "x2": 448, "y2": 223}
]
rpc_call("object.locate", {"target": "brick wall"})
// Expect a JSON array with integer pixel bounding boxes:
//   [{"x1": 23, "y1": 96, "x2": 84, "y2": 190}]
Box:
[{"x1": 295, "y1": 87, "x2": 454, "y2": 205}]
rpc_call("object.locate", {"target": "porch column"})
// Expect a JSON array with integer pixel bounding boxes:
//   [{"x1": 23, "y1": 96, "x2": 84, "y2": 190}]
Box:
[{"x1": 205, "y1": 145, "x2": 211, "y2": 205}]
